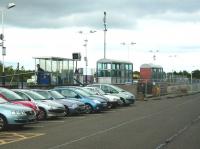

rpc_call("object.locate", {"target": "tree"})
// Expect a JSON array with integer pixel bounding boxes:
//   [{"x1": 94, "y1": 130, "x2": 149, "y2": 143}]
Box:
[{"x1": 192, "y1": 70, "x2": 200, "y2": 79}]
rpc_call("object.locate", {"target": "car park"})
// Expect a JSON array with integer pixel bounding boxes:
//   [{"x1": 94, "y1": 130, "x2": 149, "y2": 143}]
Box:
[
  {"x1": 0, "y1": 97, "x2": 36, "y2": 131},
  {"x1": 53, "y1": 87, "x2": 107, "y2": 114},
  {"x1": 13, "y1": 89, "x2": 66, "y2": 120},
  {"x1": 32, "y1": 89, "x2": 86, "y2": 115},
  {"x1": 87, "y1": 84, "x2": 136, "y2": 105},
  {"x1": 0, "y1": 87, "x2": 39, "y2": 114}
]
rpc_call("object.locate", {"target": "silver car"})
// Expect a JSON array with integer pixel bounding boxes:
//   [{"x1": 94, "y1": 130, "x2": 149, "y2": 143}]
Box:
[
  {"x1": 84, "y1": 86, "x2": 122, "y2": 108},
  {"x1": 32, "y1": 89, "x2": 86, "y2": 115},
  {"x1": 13, "y1": 89, "x2": 66, "y2": 120},
  {"x1": 87, "y1": 84, "x2": 135, "y2": 105}
]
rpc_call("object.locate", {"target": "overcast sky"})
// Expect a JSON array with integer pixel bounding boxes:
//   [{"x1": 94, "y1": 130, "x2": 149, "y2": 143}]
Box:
[{"x1": 0, "y1": 0, "x2": 200, "y2": 72}]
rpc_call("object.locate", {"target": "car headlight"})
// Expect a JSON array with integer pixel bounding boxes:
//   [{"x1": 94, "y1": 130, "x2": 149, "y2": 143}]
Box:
[
  {"x1": 11, "y1": 110, "x2": 26, "y2": 115},
  {"x1": 71, "y1": 104, "x2": 78, "y2": 108},
  {"x1": 93, "y1": 100, "x2": 101, "y2": 104}
]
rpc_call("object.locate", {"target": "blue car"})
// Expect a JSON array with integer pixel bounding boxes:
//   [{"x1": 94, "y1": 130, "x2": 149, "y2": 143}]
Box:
[
  {"x1": 32, "y1": 89, "x2": 86, "y2": 115},
  {"x1": 0, "y1": 97, "x2": 36, "y2": 131},
  {"x1": 53, "y1": 87, "x2": 106, "y2": 114}
]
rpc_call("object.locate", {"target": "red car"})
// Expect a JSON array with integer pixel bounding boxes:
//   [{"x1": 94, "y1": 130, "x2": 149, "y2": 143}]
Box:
[{"x1": 0, "y1": 87, "x2": 39, "y2": 114}]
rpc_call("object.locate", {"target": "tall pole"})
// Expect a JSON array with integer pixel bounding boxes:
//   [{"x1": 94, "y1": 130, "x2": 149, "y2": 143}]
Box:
[
  {"x1": 1, "y1": 10, "x2": 4, "y2": 73},
  {"x1": 191, "y1": 71, "x2": 193, "y2": 92},
  {"x1": 1, "y1": 10, "x2": 5, "y2": 86},
  {"x1": 150, "y1": 50, "x2": 159, "y2": 63},
  {"x1": 103, "y1": 11, "x2": 107, "y2": 59},
  {"x1": 1, "y1": 3, "x2": 16, "y2": 86},
  {"x1": 121, "y1": 42, "x2": 136, "y2": 61},
  {"x1": 169, "y1": 55, "x2": 177, "y2": 84},
  {"x1": 79, "y1": 30, "x2": 96, "y2": 84},
  {"x1": 83, "y1": 39, "x2": 88, "y2": 84}
]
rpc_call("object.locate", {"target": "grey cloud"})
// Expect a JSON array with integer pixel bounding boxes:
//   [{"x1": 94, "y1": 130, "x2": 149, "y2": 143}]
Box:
[{"x1": 1, "y1": 0, "x2": 200, "y2": 29}]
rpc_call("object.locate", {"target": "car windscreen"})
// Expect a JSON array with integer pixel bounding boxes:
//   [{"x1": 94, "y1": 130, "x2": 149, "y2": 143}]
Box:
[
  {"x1": 84, "y1": 88, "x2": 100, "y2": 95},
  {"x1": 24, "y1": 91, "x2": 46, "y2": 100},
  {"x1": 49, "y1": 91, "x2": 65, "y2": 99},
  {"x1": 81, "y1": 88, "x2": 96, "y2": 95},
  {"x1": 35, "y1": 91, "x2": 52, "y2": 99},
  {"x1": 0, "y1": 89, "x2": 24, "y2": 101},
  {"x1": 109, "y1": 85, "x2": 125, "y2": 92},
  {"x1": 74, "y1": 88, "x2": 91, "y2": 97},
  {"x1": 95, "y1": 88, "x2": 106, "y2": 95}
]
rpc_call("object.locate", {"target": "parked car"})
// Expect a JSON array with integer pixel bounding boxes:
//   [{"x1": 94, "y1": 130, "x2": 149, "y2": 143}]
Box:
[
  {"x1": 84, "y1": 86, "x2": 123, "y2": 108},
  {"x1": 32, "y1": 89, "x2": 86, "y2": 115},
  {"x1": 0, "y1": 87, "x2": 39, "y2": 114},
  {"x1": 87, "y1": 84, "x2": 136, "y2": 105},
  {"x1": 53, "y1": 87, "x2": 107, "y2": 114},
  {"x1": 62, "y1": 86, "x2": 110, "y2": 108},
  {"x1": 13, "y1": 89, "x2": 66, "y2": 120},
  {"x1": 0, "y1": 97, "x2": 36, "y2": 131}
]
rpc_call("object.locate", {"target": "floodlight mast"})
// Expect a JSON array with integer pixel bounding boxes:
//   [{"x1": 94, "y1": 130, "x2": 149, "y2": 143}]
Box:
[
  {"x1": 0, "y1": 3, "x2": 16, "y2": 86},
  {"x1": 103, "y1": 11, "x2": 107, "y2": 59}
]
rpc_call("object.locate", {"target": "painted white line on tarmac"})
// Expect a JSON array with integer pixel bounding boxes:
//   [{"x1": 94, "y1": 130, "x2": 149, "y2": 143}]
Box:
[
  {"x1": 40, "y1": 120, "x2": 65, "y2": 123},
  {"x1": 48, "y1": 113, "x2": 162, "y2": 149},
  {"x1": 68, "y1": 116, "x2": 86, "y2": 119},
  {"x1": 106, "y1": 110, "x2": 116, "y2": 112},
  {"x1": 25, "y1": 125, "x2": 44, "y2": 128},
  {"x1": 48, "y1": 98, "x2": 196, "y2": 149}
]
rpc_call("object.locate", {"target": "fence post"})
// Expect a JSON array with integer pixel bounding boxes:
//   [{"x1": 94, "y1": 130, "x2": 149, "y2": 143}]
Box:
[
  {"x1": 21, "y1": 73, "x2": 24, "y2": 89},
  {"x1": 145, "y1": 80, "x2": 147, "y2": 97},
  {"x1": 2, "y1": 72, "x2": 5, "y2": 87}
]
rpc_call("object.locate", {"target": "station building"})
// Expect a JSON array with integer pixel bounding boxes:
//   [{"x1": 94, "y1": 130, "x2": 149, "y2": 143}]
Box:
[{"x1": 96, "y1": 58, "x2": 133, "y2": 84}]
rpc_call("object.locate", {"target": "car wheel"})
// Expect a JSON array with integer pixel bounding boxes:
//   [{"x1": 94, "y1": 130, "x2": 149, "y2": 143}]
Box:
[
  {"x1": 0, "y1": 115, "x2": 7, "y2": 131},
  {"x1": 85, "y1": 104, "x2": 93, "y2": 114},
  {"x1": 64, "y1": 106, "x2": 70, "y2": 116},
  {"x1": 120, "y1": 98, "x2": 129, "y2": 106},
  {"x1": 37, "y1": 108, "x2": 47, "y2": 120},
  {"x1": 107, "y1": 103, "x2": 112, "y2": 109}
]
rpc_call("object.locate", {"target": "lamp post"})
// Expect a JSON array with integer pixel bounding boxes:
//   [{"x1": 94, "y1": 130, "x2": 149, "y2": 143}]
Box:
[
  {"x1": 190, "y1": 66, "x2": 196, "y2": 92},
  {"x1": 121, "y1": 42, "x2": 136, "y2": 61},
  {"x1": 79, "y1": 30, "x2": 96, "y2": 84},
  {"x1": 149, "y1": 50, "x2": 159, "y2": 62},
  {"x1": 103, "y1": 11, "x2": 107, "y2": 59},
  {"x1": 168, "y1": 55, "x2": 177, "y2": 83},
  {"x1": 0, "y1": 3, "x2": 15, "y2": 86}
]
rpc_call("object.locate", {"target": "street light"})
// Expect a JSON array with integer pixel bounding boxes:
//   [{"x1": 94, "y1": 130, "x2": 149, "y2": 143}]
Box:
[
  {"x1": 1, "y1": 3, "x2": 16, "y2": 71},
  {"x1": 79, "y1": 30, "x2": 96, "y2": 84},
  {"x1": 103, "y1": 11, "x2": 107, "y2": 59},
  {"x1": 149, "y1": 50, "x2": 159, "y2": 62},
  {"x1": 121, "y1": 42, "x2": 136, "y2": 61},
  {"x1": 169, "y1": 55, "x2": 177, "y2": 83},
  {"x1": 190, "y1": 66, "x2": 196, "y2": 92},
  {"x1": 0, "y1": 2, "x2": 15, "y2": 86}
]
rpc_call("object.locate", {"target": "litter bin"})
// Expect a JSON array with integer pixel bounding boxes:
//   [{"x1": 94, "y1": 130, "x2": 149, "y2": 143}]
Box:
[{"x1": 37, "y1": 72, "x2": 50, "y2": 85}]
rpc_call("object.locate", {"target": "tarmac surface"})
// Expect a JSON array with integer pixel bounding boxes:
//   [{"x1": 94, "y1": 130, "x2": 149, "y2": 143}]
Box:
[{"x1": 0, "y1": 93, "x2": 200, "y2": 149}]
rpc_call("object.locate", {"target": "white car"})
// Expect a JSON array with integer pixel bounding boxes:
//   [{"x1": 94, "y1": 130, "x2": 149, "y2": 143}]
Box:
[
  {"x1": 87, "y1": 84, "x2": 136, "y2": 105},
  {"x1": 84, "y1": 86, "x2": 123, "y2": 108}
]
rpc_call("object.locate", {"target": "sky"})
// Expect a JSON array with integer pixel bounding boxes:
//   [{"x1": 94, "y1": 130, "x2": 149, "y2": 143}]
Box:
[{"x1": 0, "y1": 0, "x2": 200, "y2": 72}]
